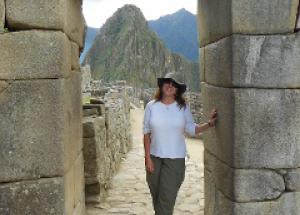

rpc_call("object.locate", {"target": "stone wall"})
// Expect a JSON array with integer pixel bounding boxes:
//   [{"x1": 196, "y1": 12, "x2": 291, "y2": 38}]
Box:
[
  {"x1": 0, "y1": 0, "x2": 86, "y2": 214},
  {"x1": 82, "y1": 86, "x2": 132, "y2": 204},
  {"x1": 186, "y1": 92, "x2": 203, "y2": 139},
  {"x1": 186, "y1": 92, "x2": 202, "y2": 124},
  {"x1": 81, "y1": 65, "x2": 92, "y2": 98},
  {"x1": 199, "y1": 0, "x2": 300, "y2": 214}
]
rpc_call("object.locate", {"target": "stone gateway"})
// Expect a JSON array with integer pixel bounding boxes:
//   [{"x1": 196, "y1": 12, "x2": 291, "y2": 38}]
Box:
[{"x1": 199, "y1": 0, "x2": 300, "y2": 214}]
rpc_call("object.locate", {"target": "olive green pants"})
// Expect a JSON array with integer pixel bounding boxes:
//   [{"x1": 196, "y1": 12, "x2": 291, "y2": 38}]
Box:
[{"x1": 146, "y1": 154, "x2": 186, "y2": 215}]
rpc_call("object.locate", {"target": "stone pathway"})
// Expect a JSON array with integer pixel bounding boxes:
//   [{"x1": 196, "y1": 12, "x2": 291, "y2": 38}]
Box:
[{"x1": 87, "y1": 108, "x2": 204, "y2": 215}]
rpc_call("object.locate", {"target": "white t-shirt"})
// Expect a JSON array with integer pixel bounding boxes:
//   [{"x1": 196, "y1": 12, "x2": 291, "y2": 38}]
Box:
[{"x1": 143, "y1": 99, "x2": 197, "y2": 158}]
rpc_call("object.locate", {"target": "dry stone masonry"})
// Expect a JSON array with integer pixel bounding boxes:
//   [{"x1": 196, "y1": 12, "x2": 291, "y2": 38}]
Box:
[
  {"x1": 186, "y1": 92, "x2": 202, "y2": 126},
  {"x1": 199, "y1": 0, "x2": 300, "y2": 214},
  {"x1": 0, "y1": 0, "x2": 86, "y2": 214},
  {"x1": 82, "y1": 82, "x2": 133, "y2": 205}
]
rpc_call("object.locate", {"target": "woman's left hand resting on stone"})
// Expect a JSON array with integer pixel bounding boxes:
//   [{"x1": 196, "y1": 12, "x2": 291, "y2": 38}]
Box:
[{"x1": 195, "y1": 108, "x2": 217, "y2": 134}]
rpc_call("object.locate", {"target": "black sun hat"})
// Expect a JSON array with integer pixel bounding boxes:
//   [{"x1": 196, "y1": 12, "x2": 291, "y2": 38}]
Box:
[{"x1": 157, "y1": 72, "x2": 187, "y2": 93}]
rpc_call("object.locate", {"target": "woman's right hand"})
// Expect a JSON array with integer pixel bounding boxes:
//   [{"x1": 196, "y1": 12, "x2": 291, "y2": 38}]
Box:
[{"x1": 145, "y1": 156, "x2": 155, "y2": 174}]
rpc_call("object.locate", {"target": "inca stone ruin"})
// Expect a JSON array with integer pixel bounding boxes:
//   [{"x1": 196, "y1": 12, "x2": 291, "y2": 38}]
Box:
[
  {"x1": 199, "y1": 0, "x2": 300, "y2": 214},
  {"x1": 0, "y1": 0, "x2": 300, "y2": 214}
]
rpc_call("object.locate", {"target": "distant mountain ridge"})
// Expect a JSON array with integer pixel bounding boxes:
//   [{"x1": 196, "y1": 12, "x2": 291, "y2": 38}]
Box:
[
  {"x1": 148, "y1": 8, "x2": 199, "y2": 62},
  {"x1": 80, "y1": 8, "x2": 199, "y2": 63},
  {"x1": 83, "y1": 5, "x2": 199, "y2": 91}
]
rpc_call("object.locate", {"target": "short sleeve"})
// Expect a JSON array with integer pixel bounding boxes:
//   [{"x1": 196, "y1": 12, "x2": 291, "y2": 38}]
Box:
[
  {"x1": 184, "y1": 105, "x2": 197, "y2": 137},
  {"x1": 143, "y1": 101, "x2": 152, "y2": 134}
]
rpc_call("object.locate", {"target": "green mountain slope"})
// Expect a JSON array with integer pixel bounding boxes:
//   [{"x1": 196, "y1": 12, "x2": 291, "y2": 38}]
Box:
[
  {"x1": 148, "y1": 9, "x2": 199, "y2": 62},
  {"x1": 83, "y1": 5, "x2": 199, "y2": 91}
]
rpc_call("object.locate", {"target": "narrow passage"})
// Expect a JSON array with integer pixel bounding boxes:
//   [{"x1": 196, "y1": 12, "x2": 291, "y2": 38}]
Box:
[{"x1": 87, "y1": 107, "x2": 204, "y2": 215}]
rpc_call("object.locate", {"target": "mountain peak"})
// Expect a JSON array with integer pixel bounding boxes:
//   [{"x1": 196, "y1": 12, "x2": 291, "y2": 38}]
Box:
[
  {"x1": 83, "y1": 4, "x2": 199, "y2": 91},
  {"x1": 177, "y1": 8, "x2": 189, "y2": 13},
  {"x1": 148, "y1": 8, "x2": 198, "y2": 62},
  {"x1": 98, "y1": 4, "x2": 148, "y2": 39},
  {"x1": 117, "y1": 4, "x2": 142, "y2": 13},
  {"x1": 114, "y1": 4, "x2": 145, "y2": 19},
  {"x1": 174, "y1": 8, "x2": 194, "y2": 17}
]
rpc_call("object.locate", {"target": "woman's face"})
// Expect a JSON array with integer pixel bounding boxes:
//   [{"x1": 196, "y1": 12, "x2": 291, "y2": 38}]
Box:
[{"x1": 161, "y1": 80, "x2": 178, "y2": 97}]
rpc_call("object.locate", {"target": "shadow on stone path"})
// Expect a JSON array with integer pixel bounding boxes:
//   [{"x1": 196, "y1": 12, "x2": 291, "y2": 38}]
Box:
[{"x1": 87, "y1": 108, "x2": 204, "y2": 215}]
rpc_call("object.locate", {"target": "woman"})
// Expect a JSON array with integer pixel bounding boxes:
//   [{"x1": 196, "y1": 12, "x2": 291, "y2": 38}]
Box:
[{"x1": 143, "y1": 72, "x2": 217, "y2": 215}]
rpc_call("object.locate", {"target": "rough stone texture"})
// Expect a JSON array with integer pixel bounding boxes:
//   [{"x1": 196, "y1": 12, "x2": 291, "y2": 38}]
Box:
[
  {"x1": 205, "y1": 185, "x2": 300, "y2": 215},
  {"x1": 198, "y1": 0, "x2": 231, "y2": 47},
  {"x1": 284, "y1": 169, "x2": 300, "y2": 191},
  {"x1": 0, "y1": 178, "x2": 65, "y2": 215},
  {"x1": 81, "y1": 65, "x2": 92, "y2": 93},
  {"x1": 199, "y1": 47, "x2": 205, "y2": 82},
  {"x1": 82, "y1": 82, "x2": 134, "y2": 204},
  {"x1": 0, "y1": 72, "x2": 83, "y2": 183},
  {"x1": 202, "y1": 82, "x2": 300, "y2": 169},
  {"x1": 83, "y1": 117, "x2": 107, "y2": 183},
  {"x1": 205, "y1": 151, "x2": 285, "y2": 202},
  {"x1": 0, "y1": 161, "x2": 85, "y2": 215},
  {"x1": 198, "y1": 0, "x2": 299, "y2": 46},
  {"x1": 65, "y1": 71, "x2": 83, "y2": 169},
  {"x1": 203, "y1": 32, "x2": 300, "y2": 88},
  {"x1": 83, "y1": 117, "x2": 105, "y2": 138},
  {"x1": 297, "y1": 6, "x2": 300, "y2": 29},
  {"x1": 0, "y1": 79, "x2": 69, "y2": 182},
  {"x1": 1, "y1": 1, "x2": 86, "y2": 214},
  {"x1": 73, "y1": 153, "x2": 86, "y2": 213},
  {"x1": 71, "y1": 41, "x2": 80, "y2": 70},
  {"x1": 200, "y1": 0, "x2": 300, "y2": 213},
  {"x1": 0, "y1": 0, "x2": 4, "y2": 33},
  {"x1": 6, "y1": 0, "x2": 86, "y2": 47},
  {"x1": 186, "y1": 92, "x2": 203, "y2": 139},
  {"x1": 0, "y1": 31, "x2": 71, "y2": 79},
  {"x1": 0, "y1": 81, "x2": 8, "y2": 93}
]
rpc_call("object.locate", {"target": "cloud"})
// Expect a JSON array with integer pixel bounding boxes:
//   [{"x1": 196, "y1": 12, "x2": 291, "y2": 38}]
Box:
[{"x1": 83, "y1": 0, "x2": 197, "y2": 28}]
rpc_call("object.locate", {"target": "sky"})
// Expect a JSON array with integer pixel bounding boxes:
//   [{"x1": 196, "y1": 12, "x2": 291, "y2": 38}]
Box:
[{"x1": 83, "y1": 0, "x2": 197, "y2": 28}]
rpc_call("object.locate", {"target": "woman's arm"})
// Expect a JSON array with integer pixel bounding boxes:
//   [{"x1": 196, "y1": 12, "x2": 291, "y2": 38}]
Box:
[
  {"x1": 144, "y1": 134, "x2": 151, "y2": 159},
  {"x1": 143, "y1": 101, "x2": 154, "y2": 173},
  {"x1": 144, "y1": 133, "x2": 154, "y2": 173},
  {"x1": 195, "y1": 108, "x2": 218, "y2": 135}
]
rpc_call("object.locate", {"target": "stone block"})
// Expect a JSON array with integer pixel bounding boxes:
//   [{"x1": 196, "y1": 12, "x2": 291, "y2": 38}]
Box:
[
  {"x1": 74, "y1": 153, "x2": 85, "y2": 206},
  {"x1": 65, "y1": 71, "x2": 83, "y2": 168},
  {"x1": 64, "y1": 153, "x2": 85, "y2": 214},
  {"x1": 83, "y1": 108, "x2": 99, "y2": 117},
  {"x1": 73, "y1": 194, "x2": 86, "y2": 215},
  {"x1": 297, "y1": 6, "x2": 300, "y2": 30},
  {"x1": 0, "y1": 79, "x2": 78, "y2": 182},
  {"x1": 204, "y1": 151, "x2": 285, "y2": 202},
  {"x1": 64, "y1": 161, "x2": 75, "y2": 215},
  {"x1": 203, "y1": 32, "x2": 300, "y2": 88},
  {"x1": 199, "y1": 47, "x2": 205, "y2": 82},
  {"x1": 83, "y1": 135, "x2": 106, "y2": 182},
  {"x1": 0, "y1": 178, "x2": 65, "y2": 214},
  {"x1": 6, "y1": 0, "x2": 86, "y2": 47},
  {"x1": 198, "y1": 0, "x2": 231, "y2": 47},
  {"x1": 83, "y1": 116, "x2": 106, "y2": 138},
  {"x1": 71, "y1": 41, "x2": 80, "y2": 70},
  {"x1": 198, "y1": 0, "x2": 299, "y2": 46},
  {"x1": 0, "y1": 30, "x2": 71, "y2": 80},
  {"x1": 205, "y1": 185, "x2": 300, "y2": 215},
  {"x1": 284, "y1": 169, "x2": 300, "y2": 191},
  {"x1": 0, "y1": 0, "x2": 4, "y2": 33},
  {"x1": 202, "y1": 82, "x2": 300, "y2": 169}
]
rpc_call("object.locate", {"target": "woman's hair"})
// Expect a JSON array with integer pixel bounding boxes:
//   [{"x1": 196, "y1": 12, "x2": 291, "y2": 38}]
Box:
[{"x1": 154, "y1": 84, "x2": 187, "y2": 110}]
